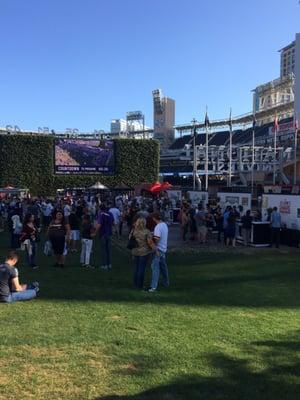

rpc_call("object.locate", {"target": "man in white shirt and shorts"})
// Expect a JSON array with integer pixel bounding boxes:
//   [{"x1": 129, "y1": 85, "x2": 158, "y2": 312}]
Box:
[{"x1": 148, "y1": 212, "x2": 169, "y2": 292}]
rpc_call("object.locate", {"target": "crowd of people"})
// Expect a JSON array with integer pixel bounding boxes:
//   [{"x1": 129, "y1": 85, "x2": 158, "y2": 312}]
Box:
[
  {"x1": 0, "y1": 193, "x2": 170, "y2": 303},
  {"x1": 0, "y1": 191, "x2": 283, "y2": 304},
  {"x1": 177, "y1": 201, "x2": 282, "y2": 248}
]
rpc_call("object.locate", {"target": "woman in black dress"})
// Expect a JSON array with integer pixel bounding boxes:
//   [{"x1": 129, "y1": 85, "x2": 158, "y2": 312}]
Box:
[{"x1": 47, "y1": 210, "x2": 71, "y2": 268}]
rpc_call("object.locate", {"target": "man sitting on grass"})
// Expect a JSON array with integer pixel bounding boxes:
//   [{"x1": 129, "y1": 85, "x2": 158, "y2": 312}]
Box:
[{"x1": 0, "y1": 251, "x2": 39, "y2": 303}]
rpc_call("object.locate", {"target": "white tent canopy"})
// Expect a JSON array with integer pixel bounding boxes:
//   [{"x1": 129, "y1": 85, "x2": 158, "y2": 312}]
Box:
[{"x1": 89, "y1": 182, "x2": 109, "y2": 190}]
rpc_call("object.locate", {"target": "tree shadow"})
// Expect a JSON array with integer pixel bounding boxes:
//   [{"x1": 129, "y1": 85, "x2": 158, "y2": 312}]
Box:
[{"x1": 96, "y1": 331, "x2": 300, "y2": 400}]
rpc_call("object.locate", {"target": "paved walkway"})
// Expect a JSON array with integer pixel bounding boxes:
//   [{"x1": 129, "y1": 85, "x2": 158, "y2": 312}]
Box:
[{"x1": 115, "y1": 224, "x2": 300, "y2": 255}]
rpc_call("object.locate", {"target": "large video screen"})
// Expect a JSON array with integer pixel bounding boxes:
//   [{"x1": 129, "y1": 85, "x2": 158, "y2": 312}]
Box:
[{"x1": 55, "y1": 139, "x2": 115, "y2": 174}]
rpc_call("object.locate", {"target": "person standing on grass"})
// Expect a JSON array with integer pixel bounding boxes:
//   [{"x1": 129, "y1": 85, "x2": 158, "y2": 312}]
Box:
[
  {"x1": 214, "y1": 207, "x2": 223, "y2": 243},
  {"x1": 179, "y1": 205, "x2": 189, "y2": 241},
  {"x1": 109, "y1": 204, "x2": 121, "y2": 238},
  {"x1": 270, "y1": 206, "x2": 281, "y2": 248},
  {"x1": 80, "y1": 215, "x2": 94, "y2": 268},
  {"x1": 223, "y1": 206, "x2": 231, "y2": 244},
  {"x1": 148, "y1": 212, "x2": 169, "y2": 293},
  {"x1": 129, "y1": 217, "x2": 154, "y2": 289},
  {"x1": 225, "y1": 208, "x2": 237, "y2": 247},
  {"x1": 0, "y1": 251, "x2": 39, "y2": 303},
  {"x1": 11, "y1": 214, "x2": 22, "y2": 249},
  {"x1": 20, "y1": 213, "x2": 39, "y2": 269},
  {"x1": 42, "y1": 199, "x2": 53, "y2": 229},
  {"x1": 93, "y1": 204, "x2": 114, "y2": 270},
  {"x1": 241, "y1": 210, "x2": 252, "y2": 246},
  {"x1": 195, "y1": 204, "x2": 208, "y2": 244},
  {"x1": 63, "y1": 201, "x2": 71, "y2": 219},
  {"x1": 47, "y1": 210, "x2": 71, "y2": 268},
  {"x1": 69, "y1": 208, "x2": 80, "y2": 252}
]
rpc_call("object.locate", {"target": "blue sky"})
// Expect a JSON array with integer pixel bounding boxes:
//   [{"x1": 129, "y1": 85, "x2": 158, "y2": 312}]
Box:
[{"x1": 0, "y1": 0, "x2": 299, "y2": 132}]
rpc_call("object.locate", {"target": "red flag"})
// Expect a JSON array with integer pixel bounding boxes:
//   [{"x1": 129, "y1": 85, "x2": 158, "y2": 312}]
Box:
[{"x1": 274, "y1": 115, "x2": 279, "y2": 133}]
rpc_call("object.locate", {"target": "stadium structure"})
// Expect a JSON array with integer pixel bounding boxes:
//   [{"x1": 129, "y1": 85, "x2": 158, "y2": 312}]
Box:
[{"x1": 160, "y1": 33, "x2": 300, "y2": 192}]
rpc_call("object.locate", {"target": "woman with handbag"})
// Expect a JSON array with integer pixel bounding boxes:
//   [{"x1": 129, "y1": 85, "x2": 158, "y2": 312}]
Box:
[
  {"x1": 129, "y1": 217, "x2": 154, "y2": 289},
  {"x1": 20, "y1": 213, "x2": 39, "y2": 269}
]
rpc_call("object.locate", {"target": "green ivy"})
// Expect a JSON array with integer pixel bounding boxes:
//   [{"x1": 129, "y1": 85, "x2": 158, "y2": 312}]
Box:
[{"x1": 0, "y1": 136, "x2": 159, "y2": 195}]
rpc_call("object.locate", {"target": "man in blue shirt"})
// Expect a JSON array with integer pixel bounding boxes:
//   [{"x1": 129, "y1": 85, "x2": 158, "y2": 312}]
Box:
[
  {"x1": 93, "y1": 204, "x2": 114, "y2": 270},
  {"x1": 270, "y1": 207, "x2": 281, "y2": 248}
]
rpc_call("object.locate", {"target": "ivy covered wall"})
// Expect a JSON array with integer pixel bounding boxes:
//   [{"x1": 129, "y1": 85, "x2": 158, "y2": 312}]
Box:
[{"x1": 0, "y1": 136, "x2": 159, "y2": 195}]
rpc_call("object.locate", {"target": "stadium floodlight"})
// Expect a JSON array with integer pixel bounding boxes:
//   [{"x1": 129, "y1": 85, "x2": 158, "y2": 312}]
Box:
[
  {"x1": 126, "y1": 111, "x2": 146, "y2": 138},
  {"x1": 126, "y1": 111, "x2": 144, "y2": 121}
]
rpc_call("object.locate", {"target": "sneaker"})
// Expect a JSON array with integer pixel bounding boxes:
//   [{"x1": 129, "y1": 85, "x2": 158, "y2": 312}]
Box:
[
  {"x1": 148, "y1": 288, "x2": 156, "y2": 293},
  {"x1": 32, "y1": 265, "x2": 39, "y2": 269},
  {"x1": 101, "y1": 265, "x2": 108, "y2": 270},
  {"x1": 32, "y1": 282, "x2": 40, "y2": 293},
  {"x1": 85, "y1": 264, "x2": 95, "y2": 269},
  {"x1": 107, "y1": 264, "x2": 112, "y2": 270}
]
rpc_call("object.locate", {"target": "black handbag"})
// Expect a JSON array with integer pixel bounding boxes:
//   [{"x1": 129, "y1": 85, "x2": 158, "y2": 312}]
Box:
[{"x1": 127, "y1": 234, "x2": 138, "y2": 250}]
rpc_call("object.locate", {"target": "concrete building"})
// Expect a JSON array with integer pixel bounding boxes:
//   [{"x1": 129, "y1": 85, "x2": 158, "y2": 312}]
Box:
[
  {"x1": 110, "y1": 118, "x2": 150, "y2": 134},
  {"x1": 295, "y1": 33, "x2": 300, "y2": 123},
  {"x1": 153, "y1": 89, "x2": 175, "y2": 149},
  {"x1": 252, "y1": 75, "x2": 294, "y2": 123},
  {"x1": 110, "y1": 119, "x2": 127, "y2": 134},
  {"x1": 252, "y1": 40, "x2": 297, "y2": 124},
  {"x1": 280, "y1": 40, "x2": 296, "y2": 78}
]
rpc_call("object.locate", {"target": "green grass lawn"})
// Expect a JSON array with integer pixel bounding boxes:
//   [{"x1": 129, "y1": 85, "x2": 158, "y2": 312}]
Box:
[{"x1": 0, "y1": 234, "x2": 299, "y2": 400}]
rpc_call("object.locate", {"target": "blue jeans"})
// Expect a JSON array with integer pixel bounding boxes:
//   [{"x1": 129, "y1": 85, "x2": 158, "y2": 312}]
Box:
[
  {"x1": 26, "y1": 240, "x2": 37, "y2": 268},
  {"x1": 133, "y1": 254, "x2": 149, "y2": 289},
  {"x1": 4, "y1": 285, "x2": 37, "y2": 303},
  {"x1": 100, "y1": 235, "x2": 111, "y2": 266},
  {"x1": 150, "y1": 251, "x2": 169, "y2": 290}
]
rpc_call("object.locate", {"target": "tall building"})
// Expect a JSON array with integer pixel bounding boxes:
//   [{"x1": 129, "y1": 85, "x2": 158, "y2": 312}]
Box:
[
  {"x1": 280, "y1": 41, "x2": 296, "y2": 78},
  {"x1": 153, "y1": 89, "x2": 175, "y2": 149},
  {"x1": 295, "y1": 33, "x2": 300, "y2": 122}
]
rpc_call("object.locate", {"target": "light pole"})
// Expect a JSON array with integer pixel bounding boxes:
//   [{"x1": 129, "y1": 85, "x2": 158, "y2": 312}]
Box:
[{"x1": 191, "y1": 118, "x2": 197, "y2": 191}]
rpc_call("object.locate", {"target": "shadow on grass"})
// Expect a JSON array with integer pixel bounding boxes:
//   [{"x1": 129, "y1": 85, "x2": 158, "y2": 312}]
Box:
[
  {"x1": 37, "y1": 262, "x2": 300, "y2": 308},
  {"x1": 2, "y1": 235, "x2": 300, "y2": 308},
  {"x1": 96, "y1": 332, "x2": 300, "y2": 400}
]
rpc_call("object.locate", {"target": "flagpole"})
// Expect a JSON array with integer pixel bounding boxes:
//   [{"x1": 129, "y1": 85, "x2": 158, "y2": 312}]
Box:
[
  {"x1": 228, "y1": 108, "x2": 232, "y2": 187},
  {"x1": 251, "y1": 115, "x2": 256, "y2": 194},
  {"x1": 294, "y1": 115, "x2": 298, "y2": 186},
  {"x1": 273, "y1": 115, "x2": 277, "y2": 186},
  {"x1": 205, "y1": 108, "x2": 209, "y2": 191},
  {"x1": 191, "y1": 118, "x2": 197, "y2": 191}
]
